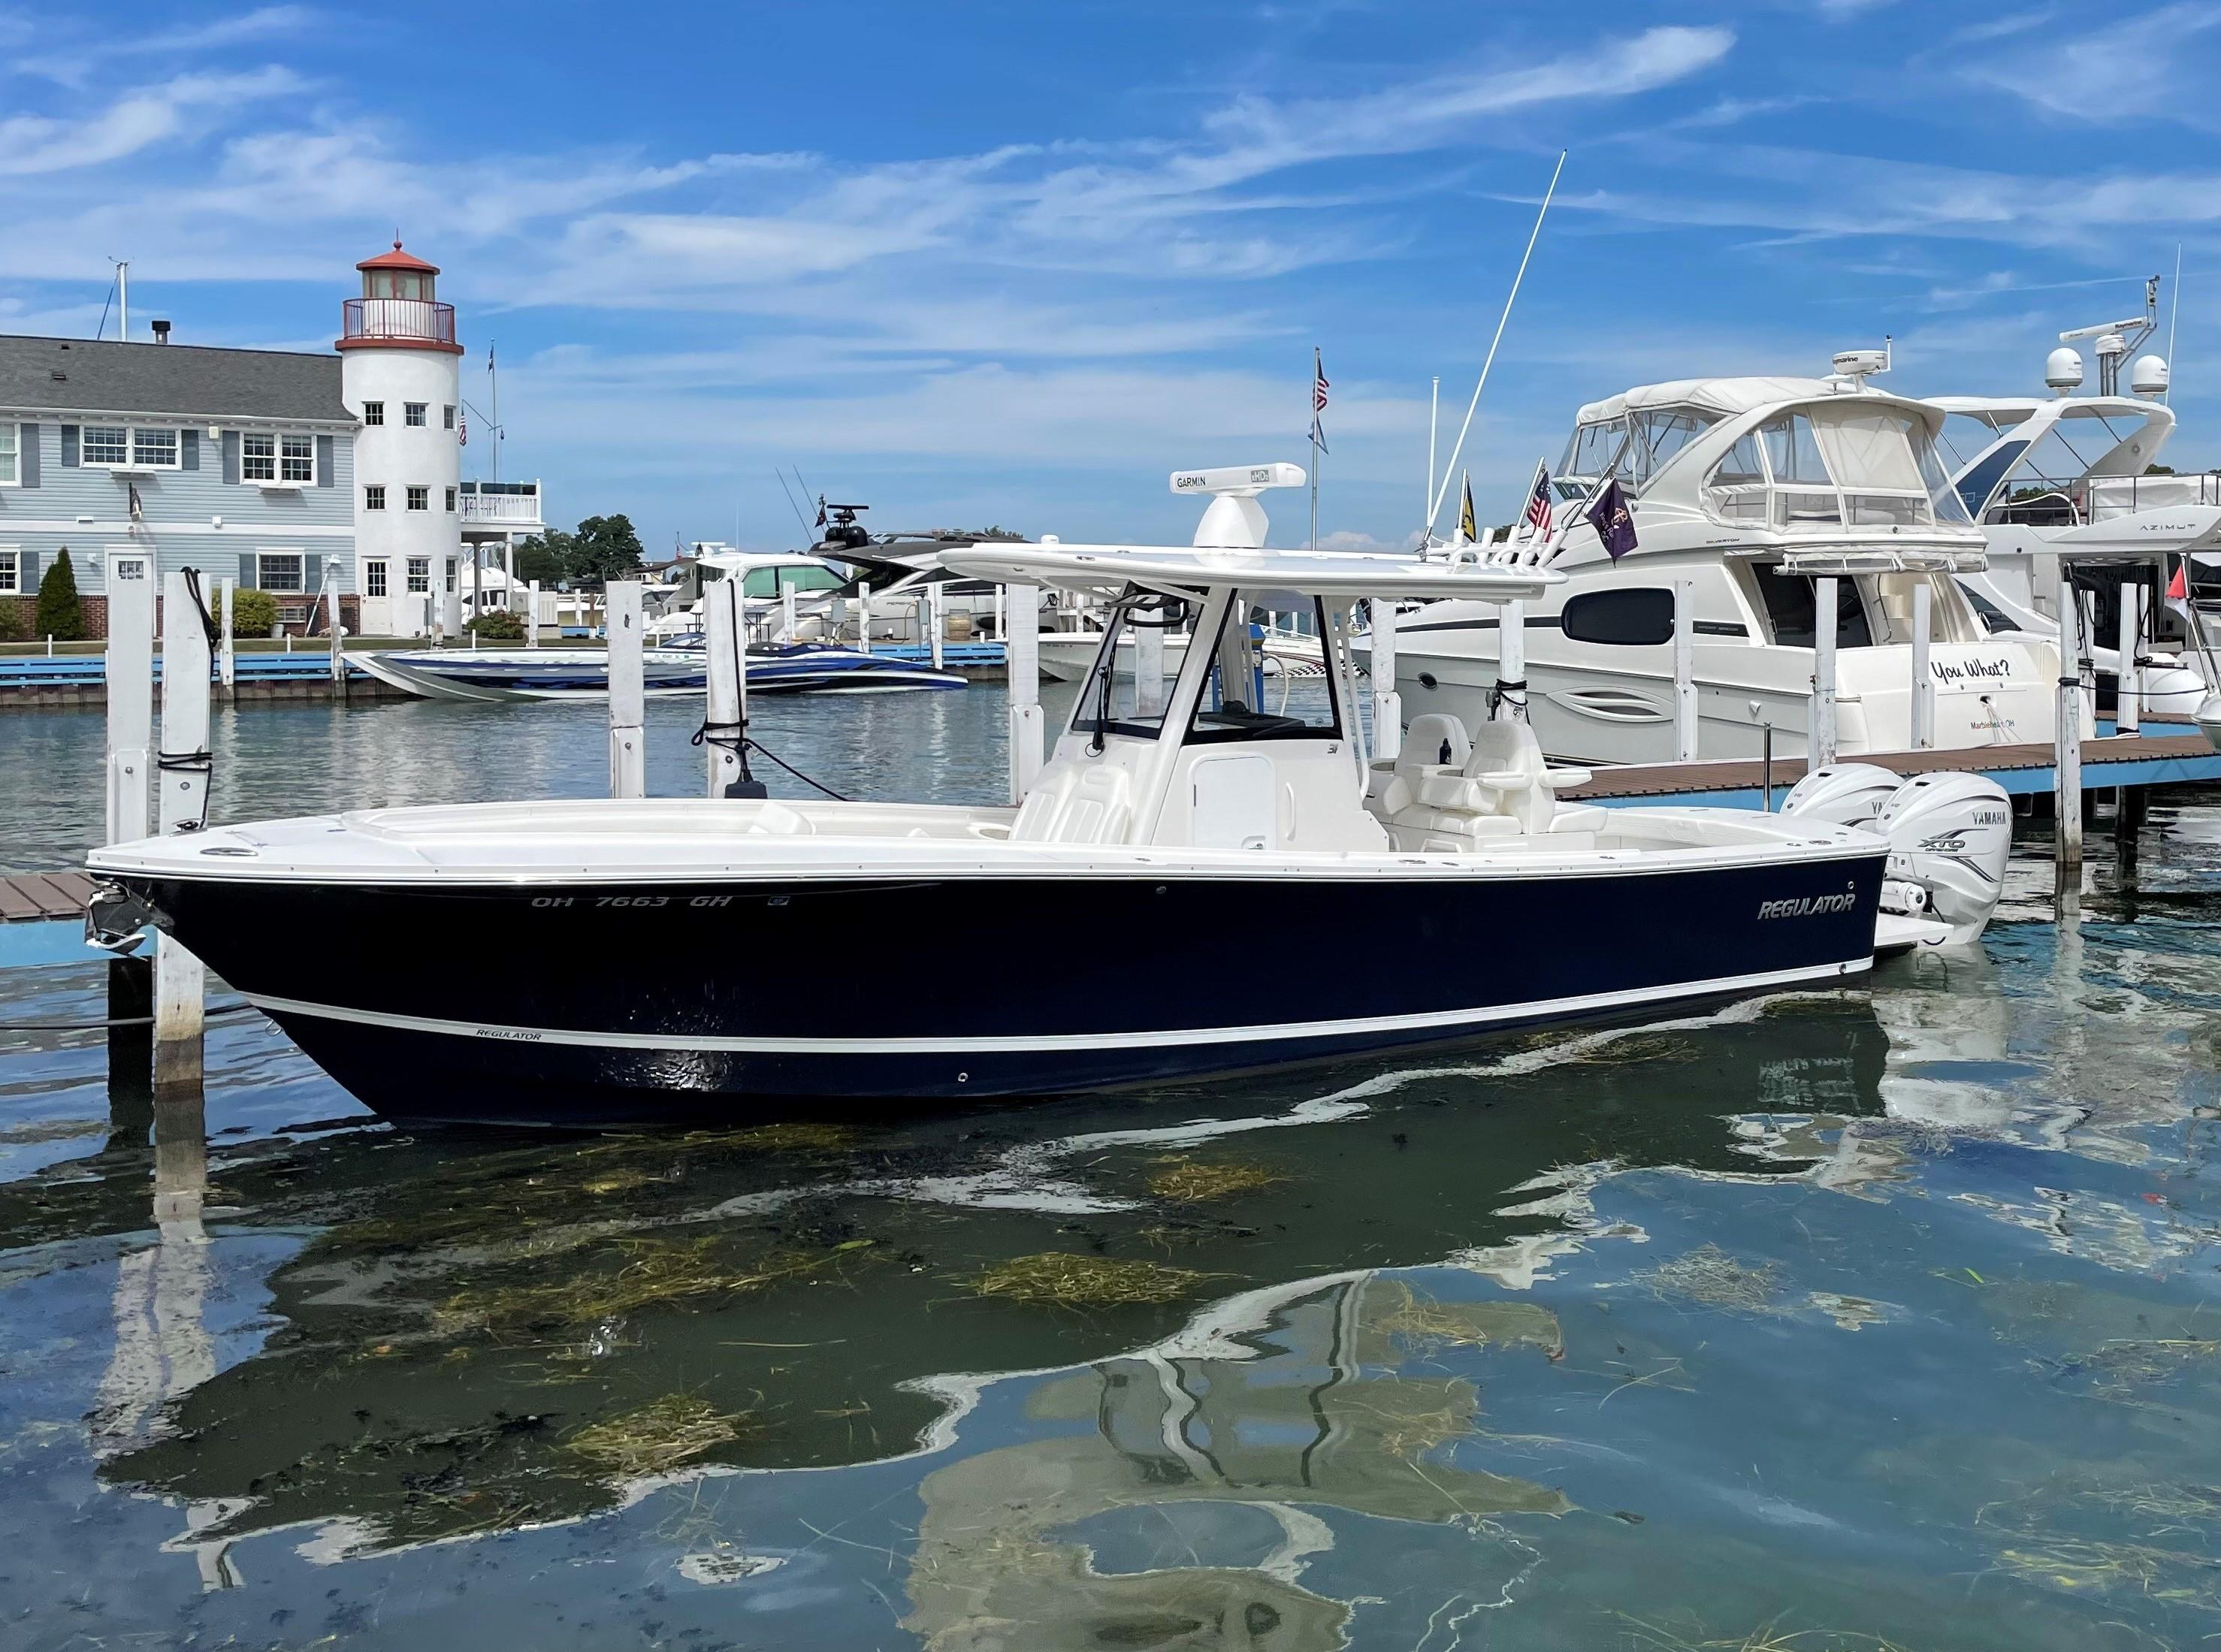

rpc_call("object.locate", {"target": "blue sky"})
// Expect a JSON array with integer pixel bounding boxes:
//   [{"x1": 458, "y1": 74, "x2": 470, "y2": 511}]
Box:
[{"x1": 2, "y1": 2, "x2": 2216, "y2": 553}]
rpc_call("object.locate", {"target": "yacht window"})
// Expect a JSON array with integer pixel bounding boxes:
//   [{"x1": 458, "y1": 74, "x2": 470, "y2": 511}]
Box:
[
  {"x1": 1706, "y1": 432, "x2": 1769, "y2": 521},
  {"x1": 1185, "y1": 595, "x2": 1342, "y2": 745},
  {"x1": 1914, "y1": 427, "x2": 1974, "y2": 524},
  {"x1": 1961, "y1": 585, "x2": 2020, "y2": 633},
  {"x1": 1561, "y1": 418, "x2": 1628, "y2": 479},
  {"x1": 1068, "y1": 590, "x2": 1195, "y2": 743},
  {"x1": 1751, "y1": 565, "x2": 1873, "y2": 649},
  {"x1": 1630, "y1": 408, "x2": 1718, "y2": 489},
  {"x1": 1561, "y1": 588, "x2": 1676, "y2": 646}
]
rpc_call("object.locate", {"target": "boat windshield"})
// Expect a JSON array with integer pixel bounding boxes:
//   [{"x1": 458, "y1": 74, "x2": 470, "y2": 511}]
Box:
[
  {"x1": 743, "y1": 564, "x2": 844, "y2": 599},
  {"x1": 1188, "y1": 596, "x2": 1343, "y2": 745},
  {"x1": 1703, "y1": 406, "x2": 1971, "y2": 533},
  {"x1": 1560, "y1": 407, "x2": 1721, "y2": 492},
  {"x1": 1066, "y1": 592, "x2": 1194, "y2": 743}
]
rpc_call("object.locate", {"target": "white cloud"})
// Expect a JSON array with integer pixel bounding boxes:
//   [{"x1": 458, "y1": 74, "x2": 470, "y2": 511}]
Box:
[
  {"x1": 0, "y1": 68, "x2": 300, "y2": 176},
  {"x1": 1960, "y1": 3, "x2": 2221, "y2": 127}
]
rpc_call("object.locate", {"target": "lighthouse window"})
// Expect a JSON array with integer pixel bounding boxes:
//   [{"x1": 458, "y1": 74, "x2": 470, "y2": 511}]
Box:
[
  {"x1": 362, "y1": 402, "x2": 385, "y2": 427},
  {"x1": 406, "y1": 485, "x2": 429, "y2": 511},
  {"x1": 443, "y1": 405, "x2": 455, "y2": 430},
  {"x1": 364, "y1": 485, "x2": 385, "y2": 511},
  {"x1": 405, "y1": 403, "x2": 427, "y2": 427},
  {"x1": 406, "y1": 557, "x2": 429, "y2": 593},
  {"x1": 445, "y1": 486, "x2": 457, "y2": 512}
]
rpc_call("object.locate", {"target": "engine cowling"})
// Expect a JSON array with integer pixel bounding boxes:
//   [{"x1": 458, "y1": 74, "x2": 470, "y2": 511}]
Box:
[{"x1": 1874, "y1": 772, "x2": 2013, "y2": 946}]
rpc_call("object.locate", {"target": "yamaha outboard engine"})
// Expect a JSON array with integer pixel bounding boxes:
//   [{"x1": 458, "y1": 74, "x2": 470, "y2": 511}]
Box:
[{"x1": 1784, "y1": 765, "x2": 2011, "y2": 947}]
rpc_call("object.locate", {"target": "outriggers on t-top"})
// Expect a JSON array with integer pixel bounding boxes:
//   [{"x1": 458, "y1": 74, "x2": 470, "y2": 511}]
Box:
[{"x1": 87, "y1": 464, "x2": 2002, "y2": 1128}]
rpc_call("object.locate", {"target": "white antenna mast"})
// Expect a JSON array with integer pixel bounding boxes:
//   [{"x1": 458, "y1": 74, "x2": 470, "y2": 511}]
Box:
[
  {"x1": 1427, "y1": 149, "x2": 1565, "y2": 538},
  {"x1": 2166, "y1": 243, "x2": 2183, "y2": 405},
  {"x1": 1424, "y1": 376, "x2": 1439, "y2": 548},
  {"x1": 116, "y1": 259, "x2": 128, "y2": 342}
]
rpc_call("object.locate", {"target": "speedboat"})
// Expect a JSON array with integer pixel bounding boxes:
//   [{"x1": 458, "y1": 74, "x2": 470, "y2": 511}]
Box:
[
  {"x1": 86, "y1": 463, "x2": 2002, "y2": 1128},
  {"x1": 1394, "y1": 364, "x2": 2070, "y2": 764},
  {"x1": 644, "y1": 548, "x2": 851, "y2": 642},
  {"x1": 352, "y1": 641, "x2": 963, "y2": 702}
]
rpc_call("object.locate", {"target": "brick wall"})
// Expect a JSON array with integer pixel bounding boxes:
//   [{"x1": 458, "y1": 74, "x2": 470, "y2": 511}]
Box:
[{"x1": 1, "y1": 593, "x2": 359, "y2": 642}]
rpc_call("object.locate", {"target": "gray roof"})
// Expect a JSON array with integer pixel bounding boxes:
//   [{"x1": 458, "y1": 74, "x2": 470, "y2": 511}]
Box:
[{"x1": 0, "y1": 334, "x2": 352, "y2": 424}]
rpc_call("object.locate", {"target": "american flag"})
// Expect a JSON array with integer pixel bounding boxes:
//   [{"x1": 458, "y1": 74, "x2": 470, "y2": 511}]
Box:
[
  {"x1": 458, "y1": 405, "x2": 467, "y2": 446},
  {"x1": 1523, "y1": 467, "x2": 1554, "y2": 539}
]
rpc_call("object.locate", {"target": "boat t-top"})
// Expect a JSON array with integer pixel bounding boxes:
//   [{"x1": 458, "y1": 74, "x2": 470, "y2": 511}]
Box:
[
  {"x1": 87, "y1": 462, "x2": 2008, "y2": 1128},
  {"x1": 1393, "y1": 358, "x2": 2070, "y2": 764}
]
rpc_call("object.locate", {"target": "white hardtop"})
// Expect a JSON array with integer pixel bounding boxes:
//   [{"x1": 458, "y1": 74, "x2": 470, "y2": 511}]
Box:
[
  {"x1": 942, "y1": 540, "x2": 1561, "y2": 604},
  {"x1": 1573, "y1": 377, "x2": 1943, "y2": 433}
]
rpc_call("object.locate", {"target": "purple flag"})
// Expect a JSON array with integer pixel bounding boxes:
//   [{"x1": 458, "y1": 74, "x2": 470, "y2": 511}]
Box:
[{"x1": 1587, "y1": 479, "x2": 1636, "y2": 559}]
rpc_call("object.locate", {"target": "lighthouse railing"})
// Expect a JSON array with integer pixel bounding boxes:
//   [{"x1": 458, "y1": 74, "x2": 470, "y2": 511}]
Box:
[{"x1": 340, "y1": 297, "x2": 456, "y2": 347}]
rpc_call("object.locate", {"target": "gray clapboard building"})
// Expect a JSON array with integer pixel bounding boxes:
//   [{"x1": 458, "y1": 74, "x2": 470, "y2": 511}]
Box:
[{"x1": 0, "y1": 335, "x2": 358, "y2": 618}]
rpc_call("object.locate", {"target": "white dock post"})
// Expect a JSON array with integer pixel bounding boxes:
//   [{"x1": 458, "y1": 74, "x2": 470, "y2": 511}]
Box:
[
  {"x1": 703, "y1": 580, "x2": 747, "y2": 799},
  {"x1": 1369, "y1": 599, "x2": 1401, "y2": 762},
  {"x1": 781, "y1": 581, "x2": 799, "y2": 643},
  {"x1": 217, "y1": 578, "x2": 236, "y2": 701},
  {"x1": 104, "y1": 550, "x2": 156, "y2": 845},
  {"x1": 2117, "y1": 578, "x2": 2141, "y2": 735},
  {"x1": 1495, "y1": 599, "x2": 1527, "y2": 722},
  {"x1": 929, "y1": 580, "x2": 946, "y2": 670},
  {"x1": 1910, "y1": 578, "x2": 1934, "y2": 750},
  {"x1": 1673, "y1": 577, "x2": 1698, "y2": 763},
  {"x1": 606, "y1": 580, "x2": 645, "y2": 800},
  {"x1": 1812, "y1": 575, "x2": 1840, "y2": 768},
  {"x1": 1007, "y1": 582, "x2": 1045, "y2": 803},
  {"x1": 857, "y1": 582, "x2": 872, "y2": 654},
  {"x1": 442, "y1": 557, "x2": 462, "y2": 642},
  {"x1": 155, "y1": 572, "x2": 212, "y2": 1093},
  {"x1": 527, "y1": 580, "x2": 542, "y2": 649},
  {"x1": 2055, "y1": 560, "x2": 2083, "y2": 887},
  {"x1": 993, "y1": 584, "x2": 1007, "y2": 642}
]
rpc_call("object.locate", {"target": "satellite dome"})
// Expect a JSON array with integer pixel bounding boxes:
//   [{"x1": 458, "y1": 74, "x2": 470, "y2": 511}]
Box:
[
  {"x1": 2045, "y1": 346, "x2": 2084, "y2": 393},
  {"x1": 2131, "y1": 354, "x2": 2171, "y2": 397}
]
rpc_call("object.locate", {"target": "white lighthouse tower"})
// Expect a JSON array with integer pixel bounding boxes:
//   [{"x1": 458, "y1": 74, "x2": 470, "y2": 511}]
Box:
[{"x1": 338, "y1": 240, "x2": 463, "y2": 637}]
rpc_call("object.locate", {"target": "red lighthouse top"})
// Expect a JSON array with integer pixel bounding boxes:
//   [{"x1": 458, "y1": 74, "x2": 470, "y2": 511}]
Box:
[{"x1": 337, "y1": 237, "x2": 462, "y2": 354}]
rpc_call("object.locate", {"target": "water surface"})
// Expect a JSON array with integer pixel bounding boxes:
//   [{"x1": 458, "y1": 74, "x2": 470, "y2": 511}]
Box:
[{"x1": 0, "y1": 697, "x2": 2216, "y2": 1650}]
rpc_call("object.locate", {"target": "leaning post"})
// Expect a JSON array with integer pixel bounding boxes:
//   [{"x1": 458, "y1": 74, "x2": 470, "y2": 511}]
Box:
[
  {"x1": 606, "y1": 581, "x2": 646, "y2": 799},
  {"x1": 154, "y1": 571, "x2": 212, "y2": 1093},
  {"x1": 1007, "y1": 582, "x2": 1045, "y2": 803},
  {"x1": 1812, "y1": 575, "x2": 1840, "y2": 768}
]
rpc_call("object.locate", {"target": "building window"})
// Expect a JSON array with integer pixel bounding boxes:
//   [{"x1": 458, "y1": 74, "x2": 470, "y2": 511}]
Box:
[
  {"x1": 406, "y1": 485, "x2": 429, "y2": 511},
  {"x1": 0, "y1": 551, "x2": 17, "y2": 592},
  {"x1": 132, "y1": 429, "x2": 178, "y2": 468},
  {"x1": 445, "y1": 558, "x2": 456, "y2": 593},
  {"x1": 445, "y1": 486, "x2": 457, "y2": 512},
  {"x1": 243, "y1": 433, "x2": 276, "y2": 481},
  {"x1": 242, "y1": 432, "x2": 313, "y2": 484},
  {"x1": 404, "y1": 403, "x2": 427, "y2": 427},
  {"x1": 82, "y1": 426, "x2": 180, "y2": 469},
  {"x1": 281, "y1": 434, "x2": 314, "y2": 483},
  {"x1": 406, "y1": 557, "x2": 429, "y2": 593},
  {"x1": 363, "y1": 401, "x2": 385, "y2": 426},
  {"x1": 0, "y1": 425, "x2": 16, "y2": 486},
  {"x1": 365, "y1": 560, "x2": 388, "y2": 597},
  {"x1": 82, "y1": 427, "x2": 129, "y2": 466},
  {"x1": 443, "y1": 405, "x2": 455, "y2": 430},
  {"x1": 365, "y1": 484, "x2": 386, "y2": 511},
  {"x1": 258, "y1": 553, "x2": 305, "y2": 593}
]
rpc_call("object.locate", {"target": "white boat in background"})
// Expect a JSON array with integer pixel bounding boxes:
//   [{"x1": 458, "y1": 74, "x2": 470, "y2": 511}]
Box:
[
  {"x1": 352, "y1": 642, "x2": 964, "y2": 702},
  {"x1": 1395, "y1": 361, "x2": 2070, "y2": 765}
]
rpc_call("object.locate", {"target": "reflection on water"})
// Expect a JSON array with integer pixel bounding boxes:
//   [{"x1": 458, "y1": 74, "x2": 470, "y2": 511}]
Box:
[{"x1": 2, "y1": 699, "x2": 2220, "y2": 1647}]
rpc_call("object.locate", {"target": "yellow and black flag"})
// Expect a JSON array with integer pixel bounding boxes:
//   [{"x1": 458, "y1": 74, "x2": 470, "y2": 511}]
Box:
[{"x1": 1458, "y1": 472, "x2": 1478, "y2": 543}]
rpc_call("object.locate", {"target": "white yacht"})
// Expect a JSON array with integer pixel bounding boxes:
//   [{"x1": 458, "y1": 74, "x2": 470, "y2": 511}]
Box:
[
  {"x1": 645, "y1": 548, "x2": 849, "y2": 642},
  {"x1": 1394, "y1": 367, "x2": 2068, "y2": 765}
]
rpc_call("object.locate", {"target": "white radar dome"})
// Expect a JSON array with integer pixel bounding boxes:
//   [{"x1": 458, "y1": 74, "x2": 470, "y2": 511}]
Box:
[
  {"x1": 2045, "y1": 346, "x2": 2084, "y2": 392},
  {"x1": 2132, "y1": 354, "x2": 2171, "y2": 396}
]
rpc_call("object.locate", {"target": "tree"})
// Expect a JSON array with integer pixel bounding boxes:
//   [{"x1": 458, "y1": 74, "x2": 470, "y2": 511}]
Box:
[
  {"x1": 513, "y1": 530, "x2": 578, "y2": 587},
  {"x1": 568, "y1": 515, "x2": 645, "y2": 590},
  {"x1": 35, "y1": 547, "x2": 84, "y2": 641}
]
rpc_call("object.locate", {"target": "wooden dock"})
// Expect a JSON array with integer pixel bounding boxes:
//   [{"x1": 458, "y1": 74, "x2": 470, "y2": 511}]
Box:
[
  {"x1": 1564, "y1": 729, "x2": 2221, "y2": 808},
  {"x1": 0, "y1": 870, "x2": 98, "y2": 924}
]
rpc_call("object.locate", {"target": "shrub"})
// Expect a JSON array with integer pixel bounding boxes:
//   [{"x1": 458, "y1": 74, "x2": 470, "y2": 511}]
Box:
[
  {"x1": 0, "y1": 599, "x2": 28, "y2": 642},
  {"x1": 231, "y1": 588, "x2": 279, "y2": 637},
  {"x1": 466, "y1": 609, "x2": 526, "y2": 641},
  {"x1": 35, "y1": 548, "x2": 84, "y2": 641}
]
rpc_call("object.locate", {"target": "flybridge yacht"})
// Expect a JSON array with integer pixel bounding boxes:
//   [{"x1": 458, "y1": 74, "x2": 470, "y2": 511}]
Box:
[
  {"x1": 1394, "y1": 367, "x2": 2068, "y2": 765},
  {"x1": 87, "y1": 464, "x2": 2005, "y2": 1128}
]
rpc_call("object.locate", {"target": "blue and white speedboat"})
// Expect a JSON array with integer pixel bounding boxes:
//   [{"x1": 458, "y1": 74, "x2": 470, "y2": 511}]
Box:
[{"x1": 352, "y1": 642, "x2": 963, "y2": 702}]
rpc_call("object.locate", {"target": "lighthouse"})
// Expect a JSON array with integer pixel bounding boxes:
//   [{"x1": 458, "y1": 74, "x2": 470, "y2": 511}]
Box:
[{"x1": 337, "y1": 240, "x2": 463, "y2": 637}]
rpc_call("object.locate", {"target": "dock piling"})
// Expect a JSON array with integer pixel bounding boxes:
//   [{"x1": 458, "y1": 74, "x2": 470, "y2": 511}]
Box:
[
  {"x1": 2055, "y1": 561, "x2": 2084, "y2": 898},
  {"x1": 153, "y1": 572, "x2": 213, "y2": 1092},
  {"x1": 606, "y1": 581, "x2": 645, "y2": 799},
  {"x1": 2117, "y1": 575, "x2": 2142, "y2": 736},
  {"x1": 857, "y1": 583, "x2": 872, "y2": 654},
  {"x1": 929, "y1": 581, "x2": 946, "y2": 672},
  {"x1": 217, "y1": 579, "x2": 236, "y2": 702},
  {"x1": 528, "y1": 580, "x2": 542, "y2": 649},
  {"x1": 104, "y1": 550, "x2": 156, "y2": 845},
  {"x1": 1007, "y1": 583, "x2": 1044, "y2": 803},
  {"x1": 1812, "y1": 575, "x2": 1840, "y2": 768},
  {"x1": 1673, "y1": 578, "x2": 1698, "y2": 762},
  {"x1": 703, "y1": 579, "x2": 748, "y2": 798}
]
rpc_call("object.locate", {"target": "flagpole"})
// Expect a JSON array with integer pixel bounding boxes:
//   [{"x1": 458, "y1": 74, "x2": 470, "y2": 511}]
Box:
[
  {"x1": 1428, "y1": 149, "x2": 1566, "y2": 536},
  {"x1": 1425, "y1": 377, "x2": 1440, "y2": 551},
  {"x1": 1310, "y1": 347, "x2": 1322, "y2": 550}
]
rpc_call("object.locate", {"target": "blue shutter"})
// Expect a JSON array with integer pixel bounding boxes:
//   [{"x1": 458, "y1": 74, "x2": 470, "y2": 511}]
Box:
[
  {"x1": 222, "y1": 431, "x2": 240, "y2": 485},
  {"x1": 303, "y1": 553, "x2": 322, "y2": 594},
  {"x1": 316, "y1": 435, "x2": 334, "y2": 486},
  {"x1": 17, "y1": 424, "x2": 35, "y2": 488},
  {"x1": 180, "y1": 430, "x2": 199, "y2": 471},
  {"x1": 17, "y1": 551, "x2": 36, "y2": 590},
  {"x1": 238, "y1": 552, "x2": 257, "y2": 589},
  {"x1": 60, "y1": 424, "x2": 77, "y2": 467}
]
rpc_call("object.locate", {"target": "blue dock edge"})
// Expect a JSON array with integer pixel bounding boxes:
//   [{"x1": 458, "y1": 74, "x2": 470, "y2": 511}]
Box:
[{"x1": 0, "y1": 654, "x2": 356, "y2": 687}]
